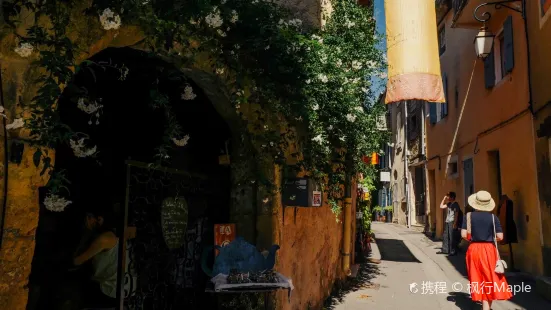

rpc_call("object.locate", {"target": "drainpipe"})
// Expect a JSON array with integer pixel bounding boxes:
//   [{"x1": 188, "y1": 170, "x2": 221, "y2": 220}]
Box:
[
  {"x1": 342, "y1": 157, "x2": 352, "y2": 275},
  {"x1": 404, "y1": 102, "x2": 410, "y2": 228}
]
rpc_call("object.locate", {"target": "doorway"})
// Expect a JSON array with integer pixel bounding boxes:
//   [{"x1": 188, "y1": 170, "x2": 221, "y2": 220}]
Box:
[
  {"x1": 27, "y1": 48, "x2": 233, "y2": 310},
  {"x1": 463, "y1": 158, "x2": 474, "y2": 213},
  {"x1": 488, "y1": 151, "x2": 503, "y2": 201},
  {"x1": 428, "y1": 170, "x2": 436, "y2": 234},
  {"x1": 414, "y1": 166, "x2": 426, "y2": 224}
]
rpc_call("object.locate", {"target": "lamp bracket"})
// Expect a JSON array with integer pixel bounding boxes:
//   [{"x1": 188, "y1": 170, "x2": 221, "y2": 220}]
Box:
[{"x1": 473, "y1": 0, "x2": 524, "y2": 23}]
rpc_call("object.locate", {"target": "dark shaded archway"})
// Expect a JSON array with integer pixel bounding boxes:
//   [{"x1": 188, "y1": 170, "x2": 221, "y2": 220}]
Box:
[{"x1": 27, "y1": 47, "x2": 233, "y2": 310}]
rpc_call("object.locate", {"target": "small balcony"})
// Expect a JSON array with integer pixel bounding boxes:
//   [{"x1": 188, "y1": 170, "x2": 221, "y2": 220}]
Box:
[{"x1": 451, "y1": 0, "x2": 522, "y2": 28}]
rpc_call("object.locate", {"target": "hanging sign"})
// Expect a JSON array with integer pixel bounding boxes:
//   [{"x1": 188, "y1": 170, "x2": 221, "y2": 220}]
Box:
[
  {"x1": 312, "y1": 191, "x2": 322, "y2": 207},
  {"x1": 384, "y1": 0, "x2": 445, "y2": 104},
  {"x1": 214, "y1": 224, "x2": 236, "y2": 256},
  {"x1": 161, "y1": 197, "x2": 189, "y2": 250}
]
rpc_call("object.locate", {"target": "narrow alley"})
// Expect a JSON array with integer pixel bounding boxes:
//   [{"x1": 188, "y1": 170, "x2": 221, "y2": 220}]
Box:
[{"x1": 325, "y1": 222, "x2": 551, "y2": 310}]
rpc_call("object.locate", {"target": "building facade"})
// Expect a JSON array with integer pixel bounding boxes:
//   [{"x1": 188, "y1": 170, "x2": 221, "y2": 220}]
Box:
[
  {"x1": 525, "y1": 0, "x2": 551, "y2": 279},
  {"x1": 427, "y1": 0, "x2": 544, "y2": 276},
  {"x1": 386, "y1": 98, "x2": 428, "y2": 228}
]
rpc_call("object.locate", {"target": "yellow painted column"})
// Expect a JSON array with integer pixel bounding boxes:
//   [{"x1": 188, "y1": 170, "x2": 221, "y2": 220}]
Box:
[{"x1": 342, "y1": 197, "x2": 352, "y2": 275}]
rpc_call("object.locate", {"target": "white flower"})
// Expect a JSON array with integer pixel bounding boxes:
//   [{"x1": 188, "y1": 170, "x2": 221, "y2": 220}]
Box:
[
  {"x1": 217, "y1": 29, "x2": 227, "y2": 37},
  {"x1": 6, "y1": 118, "x2": 24, "y2": 130},
  {"x1": 366, "y1": 60, "x2": 378, "y2": 69},
  {"x1": 352, "y1": 60, "x2": 362, "y2": 70},
  {"x1": 216, "y1": 68, "x2": 225, "y2": 75},
  {"x1": 346, "y1": 114, "x2": 356, "y2": 123},
  {"x1": 312, "y1": 103, "x2": 319, "y2": 111},
  {"x1": 328, "y1": 125, "x2": 333, "y2": 131},
  {"x1": 77, "y1": 98, "x2": 103, "y2": 114},
  {"x1": 263, "y1": 197, "x2": 269, "y2": 203},
  {"x1": 44, "y1": 194, "x2": 72, "y2": 212},
  {"x1": 14, "y1": 43, "x2": 33, "y2": 58},
  {"x1": 99, "y1": 8, "x2": 122, "y2": 30},
  {"x1": 378, "y1": 71, "x2": 388, "y2": 79},
  {"x1": 205, "y1": 7, "x2": 223, "y2": 28},
  {"x1": 306, "y1": 79, "x2": 311, "y2": 84},
  {"x1": 172, "y1": 135, "x2": 190, "y2": 147},
  {"x1": 312, "y1": 34, "x2": 323, "y2": 44},
  {"x1": 319, "y1": 52, "x2": 328, "y2": 64},
  {"x1": 230, "y1": 10, "x2": 239, "y2": 23},
  {"x1": 318, "y1": 74, "x2": 328, "y2": 83},
  {"x1": 345, "y1": 20, "x2": 355, "y2": 28},
  {"x1": 355, "y1": 106, "x2": 364, "y2": 113},
  {"x1": 189, "y1": 18, "x2": 198, "y2": 25},
  {"x1": 335, "y1": 59, "x2": 342, "y2": 67},
  {"x1": 288, "y1": 18, "x2": 303, "y2": 28},
  {"x1": 181, "y1": 85, "x2": 197, "y2": 100},
  {"x1": 265, "y1": 45, "x2": 270, "y2": 50},
  {"x1": 312, "y1": 134, "x2": 323, "y2": 144},
  {"x1": 70, "y1": 138, "x2": 97, "y2": 158}
]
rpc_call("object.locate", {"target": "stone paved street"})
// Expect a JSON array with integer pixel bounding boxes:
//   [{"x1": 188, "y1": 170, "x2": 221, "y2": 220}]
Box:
[{"x1": 324, "y1": 222, "x2": 551, "y2": 310}]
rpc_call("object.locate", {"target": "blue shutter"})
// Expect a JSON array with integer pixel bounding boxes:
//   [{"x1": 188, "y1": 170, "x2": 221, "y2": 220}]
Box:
[
  {"x1": 503, "y1": 15, "x2": 515, "y2": 73},
  {"x1": 442, "y1": 73, "x2": 449, "y2": 117},
  {"x1": 484, "y1": 50, "x2": 495, "y2": 89},
  {"x1": 429, "y1": 103, "x2": 437, "y2": 124}
]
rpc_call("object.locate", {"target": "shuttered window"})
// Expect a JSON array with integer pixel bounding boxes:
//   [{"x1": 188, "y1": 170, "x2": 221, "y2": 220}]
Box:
[
  {"x1": 503, "y1": 15, "x2": 515, "y2": 74},
  {"x1": 429, "y1": 103, "x2": 437, "y2": 125},
  {"x1": 484, "y1": 49, "x2": 496, "y2": 89},
  {"x1": 442, "y1": 73, "x2": 449, "y2": 118}
]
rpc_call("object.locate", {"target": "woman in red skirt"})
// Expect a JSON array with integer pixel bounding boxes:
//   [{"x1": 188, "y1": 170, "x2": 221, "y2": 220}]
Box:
[{"x1": 461, "y1": 191, "x2": 512, "y2": 310}]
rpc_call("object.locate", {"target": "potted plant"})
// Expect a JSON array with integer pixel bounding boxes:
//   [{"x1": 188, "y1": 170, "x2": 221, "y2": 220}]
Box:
[
  {"x1": 372, "y1": 206, "x2": 383, "y2": 221},
  {"x1": 384, "y1": 205, "x2": 393, "y2": 223}
]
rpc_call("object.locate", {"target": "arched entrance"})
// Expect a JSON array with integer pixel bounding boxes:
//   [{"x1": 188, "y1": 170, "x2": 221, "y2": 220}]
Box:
[{"x1": 27, "y1": 48, "x2": 235, "y2": 310}]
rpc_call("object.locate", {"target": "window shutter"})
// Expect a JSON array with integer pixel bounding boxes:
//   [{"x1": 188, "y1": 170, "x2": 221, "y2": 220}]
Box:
[
  {"x1": 442, "y1": 73, "x2": 449, "y2": 117},
  {"x1": 484, "y1": 49, "x2": 495, "y2": 89},
  {"x1": 503, "y1": 15, "x2": 515, "y2": 73},
  {"x1": 429, "y1": 103, "x2": 437, "y2": 124}
]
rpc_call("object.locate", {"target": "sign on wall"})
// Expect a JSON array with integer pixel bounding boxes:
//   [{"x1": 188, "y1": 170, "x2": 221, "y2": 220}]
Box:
[
  {"x1": 161, "y1": 197, "x2": 189, "y2": 250},
  {"x1": 380, "y1": 171, "x2": 391, "y2": 182},
  {"x1": 214, "y1": 224, "x2": 236, "y2": 256}
]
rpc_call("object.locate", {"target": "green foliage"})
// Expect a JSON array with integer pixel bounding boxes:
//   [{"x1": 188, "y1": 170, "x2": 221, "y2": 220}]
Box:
[
  {"x1": 384, "y1": 205, "x2": 393, "y2": 212},
  {"x1": 372, "y1": 205, "x2": 383, "y2": 214},
  {"x1": 4, "y1": 0, "x2": 387, "y2": 214}
]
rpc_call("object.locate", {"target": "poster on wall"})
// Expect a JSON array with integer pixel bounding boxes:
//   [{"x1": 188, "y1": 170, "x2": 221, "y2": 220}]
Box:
[
  {"x1": 312, "y1": 191, "x2": 322, "y2": 207},
  {"x1": 214, "y1": 224, "x2": 236, "y2": 256}
]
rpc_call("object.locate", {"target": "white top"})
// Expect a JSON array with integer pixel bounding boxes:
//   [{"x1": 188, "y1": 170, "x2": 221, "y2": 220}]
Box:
[{"x1": 92, "y1": 239, "x2": 119, "y2": 298}]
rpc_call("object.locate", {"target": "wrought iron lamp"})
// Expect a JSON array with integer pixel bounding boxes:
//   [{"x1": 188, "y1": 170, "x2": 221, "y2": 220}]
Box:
[
  {"x1": 472, "y1": 1, "x2": 525, "y2": 58},
  {"x1": 474, "y1": 26, "x2": 495, "y2": 59}
]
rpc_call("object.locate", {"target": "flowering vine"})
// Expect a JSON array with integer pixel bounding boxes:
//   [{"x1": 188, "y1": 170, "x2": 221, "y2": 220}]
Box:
[{"x1": 3, "y1": 0, "x2": 387, "y2": 215}]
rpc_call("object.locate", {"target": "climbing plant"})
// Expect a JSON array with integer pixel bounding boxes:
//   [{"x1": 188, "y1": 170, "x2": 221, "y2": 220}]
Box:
[{"x1": 2, "y1": 0, "x2": 387, "y2": 214}]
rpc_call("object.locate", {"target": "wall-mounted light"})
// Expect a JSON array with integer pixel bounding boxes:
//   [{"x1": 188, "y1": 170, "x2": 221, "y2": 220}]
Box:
[
  {"x1": 474, "y1": 26, "x2": 496, "y2": 59},
  {"x1": 472, "y1": 1, "x2": 524, "y2": 58}
]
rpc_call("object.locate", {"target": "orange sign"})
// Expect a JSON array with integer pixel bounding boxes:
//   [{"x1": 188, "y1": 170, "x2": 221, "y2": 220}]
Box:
[
  {"x1": 371, "y1": 153, "x2": 379, "y2": 165},
  {"x1": 214, "y1": 224, "x2": 236, "y2": 256}
]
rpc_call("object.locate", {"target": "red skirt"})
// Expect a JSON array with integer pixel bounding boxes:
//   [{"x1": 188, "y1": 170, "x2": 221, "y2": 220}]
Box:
[{"x1": 466, "y1": 242, "x2": 513, "y2": 301}]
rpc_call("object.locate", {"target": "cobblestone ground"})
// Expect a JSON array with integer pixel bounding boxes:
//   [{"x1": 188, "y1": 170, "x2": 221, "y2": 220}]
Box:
[{"x1": 324, "y1": 222, "x2": 551, "y2": 310}]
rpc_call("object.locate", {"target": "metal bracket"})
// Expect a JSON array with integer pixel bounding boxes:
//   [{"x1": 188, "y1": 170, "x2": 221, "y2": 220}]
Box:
[{"x1": 474, "y1": 0, "x2": 524, "y2": 23}]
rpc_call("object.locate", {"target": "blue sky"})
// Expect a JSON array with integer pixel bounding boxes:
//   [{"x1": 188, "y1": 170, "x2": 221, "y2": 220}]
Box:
[{"x1": 371, "y1": 0, "x2": 387, "y2": 97}]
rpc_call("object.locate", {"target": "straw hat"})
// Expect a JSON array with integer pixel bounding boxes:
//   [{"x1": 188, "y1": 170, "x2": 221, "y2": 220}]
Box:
[{"x1": 468, "y1": 190, "x2": 496, "y2": 212}]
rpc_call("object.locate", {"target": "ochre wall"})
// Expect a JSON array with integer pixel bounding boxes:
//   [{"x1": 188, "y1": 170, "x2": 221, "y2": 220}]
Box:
[
  {"x1": 0, "y1": 1, "x2": 356, "y2": 309},
  {"x1": 271, "y1": 168, "x2": 355, "y2": 310},
  {"x1": 426, "y1": 11, "x2": 543, "y2": 276},
  {"x1": 526, "y1": 0, "x2": 551, "y2": 277}
]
